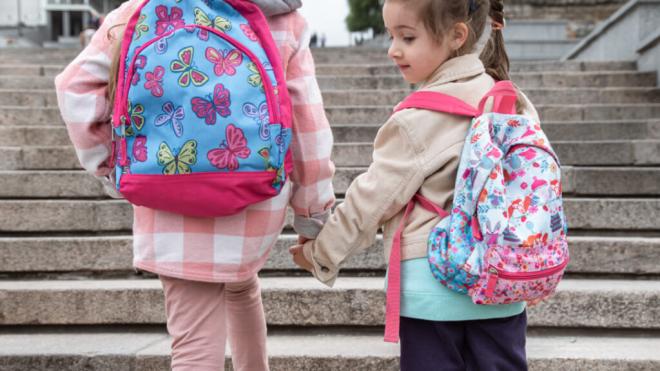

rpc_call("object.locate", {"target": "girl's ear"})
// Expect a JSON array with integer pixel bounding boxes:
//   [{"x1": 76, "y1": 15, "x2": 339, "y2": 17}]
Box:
[{"x1": 451, "y1": 22, "x2": 469, "y2": 52}]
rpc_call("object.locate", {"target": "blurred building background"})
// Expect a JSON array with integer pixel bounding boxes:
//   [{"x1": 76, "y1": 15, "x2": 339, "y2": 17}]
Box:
[
  {"x1": 0, "y1": 0, "x2": 123, "y2": 47},
  {"x1": 0, "y1": 0, "x2": 633, "y2": 49}
]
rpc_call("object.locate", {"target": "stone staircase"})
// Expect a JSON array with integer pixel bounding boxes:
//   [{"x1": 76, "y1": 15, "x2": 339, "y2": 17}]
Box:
[{"x1": 0, "y1": 47, "x2": 659, "y2": 370}]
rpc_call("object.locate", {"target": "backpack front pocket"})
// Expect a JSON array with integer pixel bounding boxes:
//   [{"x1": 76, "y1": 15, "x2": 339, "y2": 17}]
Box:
[{"x1": 469, "y1": 237, "x2": 569, "y2": 305}]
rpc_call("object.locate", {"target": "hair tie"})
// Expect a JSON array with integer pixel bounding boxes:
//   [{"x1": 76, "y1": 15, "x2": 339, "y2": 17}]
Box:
[
  {"x1": 491, "y1": 19, "x2": 505, "y2": 31},
  {"x1": 468, "y1": 0, "x2": 479, "y2": 15}
]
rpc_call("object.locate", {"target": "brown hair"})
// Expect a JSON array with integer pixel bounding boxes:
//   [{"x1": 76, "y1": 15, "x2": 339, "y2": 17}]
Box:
[
  {"x1": 107, "y1": 24, "x2": 126, "y2": 110},
  {"x1": 385, "y1": 0, "x2": 524, "y2": 111}
]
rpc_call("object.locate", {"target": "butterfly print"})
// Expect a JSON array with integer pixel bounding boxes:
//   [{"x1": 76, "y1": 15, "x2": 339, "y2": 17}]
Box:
[
  {"x1": 170, "y1": 46, "x2": 209, "y2": 88},
  {"x1": 194, "y1": 7, "x2": 231, "y2": 32},
  {"x1": 128, "y1": 101, "x2": 145, "y2": 131},
  {"x1": 191, "y1": 83, "x2": 231, "y2": 125},
  {"x1": 134, "y1": 14, "x2": 149, "y2": 40},
  {"x1": 133, "y1": 135, "x2": 148, "y2": 162},
  {"x1": 206, "y1": 47, "x2": 243, "y2": 76},
  {"x1": 246, "y1": 62, "x2": 263, "y2": 89},
  {"x1": 157, "y1": 140, "x2": 198, "y2": 175},
  {"x1": 155, "y1": 5, "x2": 184, "y2": 36},
  {"x1": 242, "y1": 101, "x2": 270, "y2": 140},
  {"x1": 208, "y1": 124, "x2": 251, "y2": 171},
  {"x1": 197, "y1": 28, "x2": 209, "y2": 41},
  {"x1": 258, "y1": 147, "x2": 275, "y2": 170},
  {"x1": 131, "y1": 55, "x2": 147, "y2": 86},
  {"x1": 275, "y1": 129, "x2": 289, "y2": 153},
  {"x1": 144, "y1": 66, "x2": 165, "y2": 97},
  {"x1": 155, "y1": 102, "x2": 185, "y2": 137},
  {"x1": 155, "y1": 36, "x2": 171, "y2": 55},
  {"x1": 240, "y1": 24, "x2": 258, "y2": 41}
]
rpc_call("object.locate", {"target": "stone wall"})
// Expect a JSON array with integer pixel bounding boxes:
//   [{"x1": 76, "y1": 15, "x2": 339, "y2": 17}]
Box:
[{"x1": 506, "y1": 0, "x2": 629, "y2": 37}]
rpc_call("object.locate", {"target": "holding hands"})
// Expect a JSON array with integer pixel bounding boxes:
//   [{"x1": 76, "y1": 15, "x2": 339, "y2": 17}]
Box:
[{"x1": 289, "y1": 236, "x2": 313, "y2": 273}]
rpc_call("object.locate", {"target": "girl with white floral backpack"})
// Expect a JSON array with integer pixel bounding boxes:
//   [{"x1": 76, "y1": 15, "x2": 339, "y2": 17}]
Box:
[{"x1": 290, "y1": 0, "x2": 567, "y2": 369}]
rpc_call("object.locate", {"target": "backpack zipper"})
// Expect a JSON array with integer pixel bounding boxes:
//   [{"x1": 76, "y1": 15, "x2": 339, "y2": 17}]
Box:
[{"x1": 485, "y1": 258, "x2": 569, "y2": 298}]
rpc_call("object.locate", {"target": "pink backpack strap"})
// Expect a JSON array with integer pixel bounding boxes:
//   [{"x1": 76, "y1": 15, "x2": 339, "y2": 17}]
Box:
[
  {"x1": 393, "y1": 80, "x2": 519, "y2": 117},
  {"x1": 384, "y1": 194, "x2": 449, "y2": 343},
  {"x1": 393, "y1": 91, "x2": 478, "y2": 117},
  {"x1": 478, "y1": 80, "x2": 518, "y2": 115}
]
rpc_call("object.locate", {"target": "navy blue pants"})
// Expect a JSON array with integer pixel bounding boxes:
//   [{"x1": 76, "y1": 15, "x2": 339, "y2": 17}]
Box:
[{"x1": 399, "y1": 311, "x2": 528, "y2": 371}]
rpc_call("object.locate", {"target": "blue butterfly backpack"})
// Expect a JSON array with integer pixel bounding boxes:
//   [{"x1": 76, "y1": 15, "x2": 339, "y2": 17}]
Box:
[{"x1": 110, "y1": 0, "x2": 293, "y2": 217}]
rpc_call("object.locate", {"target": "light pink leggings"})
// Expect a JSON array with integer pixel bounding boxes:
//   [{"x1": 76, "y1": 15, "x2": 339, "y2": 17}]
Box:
[{"x1": 160, "y1": 274, "x2": 269, "y2": 371}]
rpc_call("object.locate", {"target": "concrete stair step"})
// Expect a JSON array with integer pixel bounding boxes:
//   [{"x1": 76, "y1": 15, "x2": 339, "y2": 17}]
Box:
[
  {"x1": 331, "y1": 121, "x2": 660, "y2": 142},
  {"x1": 2, "y1": 104, "x2": 659, "y2": 127},
  {"x1": 323, "y1": 104, "x2": 660, "y2": 125},
  {"x1": 504, "y1": 39, "x2": 579, "y2": 61},
  {"x1": 3, "y1": 87, "x2": 659, "y2": 109},
  {"x1": 1, "y1": 119, "x2": 656, "y2": 148},
  {"x1": 2, "y1": 71, "x2": 655, "y2": 90},
  {"x1": 314, "y1": 61, "x2": 639, "y2": 75},
  {"x1": 332, "y1": 140, "x2": 660, "y2": 167},
  {"x1": 2, "y1": 329, "x2": 658, "y2": 371},
  {"x1": 2, "y1": 71, "x2": 657, "y2": 91},
  {"x1": 0, "y1": 90, "x2": 58, "y2": 107},
  {"x1": 5, "y1": 87, "x2": 660, "y2": 107},
  {"x1": 316, "y1": 71, "x2": 658, "y2": 89},
  {"x1": 0, "y1": 165, "x2": 658, "y2": 200},
  {"x1": 503, "y1": 20, "x2": 570, "y2": 42},
  {"x1": 0, "y1": 46, "x2": 641, "y2": 67},
  {"x1": 0, "y1": 60, "x2": 639, "y2": 79},
  {"x1": 0, "y1": 278, "x2": 658, "y2": 329},
  {"x1": 0, "y1": 126, "x2": 72, "y2": 146},
  {"x1": 333, "y1": 140, "x2": 660, "y2": 166},
  {"x1": 320, "y1": 88, "x2": 660, "y2": 106},
  {"x1": 0, "y1": 198, "x2": 656, "y2": 233},
  {"x1": 1, "y1": 140, "x2": 659, "y2": 170},
  {"x1": 1, "y1": 235, "x2": 658, "y2": 276},
  {"x1": 334, "y1": 166, "x2": 660, "y2": 198}
]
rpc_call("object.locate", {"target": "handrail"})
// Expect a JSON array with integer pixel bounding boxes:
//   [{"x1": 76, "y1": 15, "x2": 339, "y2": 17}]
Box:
[{"x1": 563, "y1": 0, "x2": 660, "y2": 60}]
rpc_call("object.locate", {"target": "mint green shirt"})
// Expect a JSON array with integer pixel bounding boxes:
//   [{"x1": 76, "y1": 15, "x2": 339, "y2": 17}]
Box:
[{"x1": 396, "y1": 258, "x2": 525, "y2": 321}]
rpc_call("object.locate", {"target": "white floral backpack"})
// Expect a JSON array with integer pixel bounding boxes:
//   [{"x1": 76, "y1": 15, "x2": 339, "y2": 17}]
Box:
[{"x1": 384, "y1": 81, "x2": 569, "y2": 342}]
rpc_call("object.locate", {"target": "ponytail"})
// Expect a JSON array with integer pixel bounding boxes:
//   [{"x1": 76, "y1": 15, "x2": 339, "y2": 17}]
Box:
[
  {"x1": 479, "y1": 0, "x2": 526, "y2": 113},
  {"x1": 479, "y1": 0, "x2": 509, "y2": 82}
]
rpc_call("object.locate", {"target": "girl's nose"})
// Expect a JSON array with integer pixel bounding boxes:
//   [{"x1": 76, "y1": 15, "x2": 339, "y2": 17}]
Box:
[{"x1": 388, "y1": 43, "x2": 400, "y2": 60}]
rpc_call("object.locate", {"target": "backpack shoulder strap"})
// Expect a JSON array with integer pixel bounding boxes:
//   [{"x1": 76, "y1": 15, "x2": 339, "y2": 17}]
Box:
[
  {"x1": 393, "y1": 91, "x2": 479, "y2": 117},
  {"x1": 393, "y1": 80, "x2": 519, "y2": 117},
  {"x1": 384, "y1": 193, "x2": 448, "y2": 343}
]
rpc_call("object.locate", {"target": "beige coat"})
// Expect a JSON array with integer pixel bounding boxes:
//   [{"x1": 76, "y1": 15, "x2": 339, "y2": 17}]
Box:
[{"x1": 302, "y1": 53, "x2": 539, "y2": 286}]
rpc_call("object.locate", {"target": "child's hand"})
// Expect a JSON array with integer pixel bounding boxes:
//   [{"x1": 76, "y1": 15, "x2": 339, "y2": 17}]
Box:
[{"x1": 289, "y1": 244, "x2": 313, "y2": 272}]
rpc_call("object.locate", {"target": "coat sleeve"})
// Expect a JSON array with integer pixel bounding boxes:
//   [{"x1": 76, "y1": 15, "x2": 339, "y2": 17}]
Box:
[
  {"x1": 301, "y1": 115, "x2": 427, "y2": 286},
  {"x1": 284, "y1": 15, "x2": 336, "y2": 238},
  {"x1": 54, "y1": 1, "x2": 135, "y2": 181}
]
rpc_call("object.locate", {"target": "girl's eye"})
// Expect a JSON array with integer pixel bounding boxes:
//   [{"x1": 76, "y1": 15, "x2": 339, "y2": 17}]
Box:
[{"x1": 403, "y1": 36, "x2": 415, "y2": 43}]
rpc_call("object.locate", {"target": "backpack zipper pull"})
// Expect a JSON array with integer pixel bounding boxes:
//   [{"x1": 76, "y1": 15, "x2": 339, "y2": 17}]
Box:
[
  {"x1": 118, "y1": 115, "x2": 129, "y2": 167},
  {"x1": 485, "y1": 267, "x2": 499, "y2": 298}
]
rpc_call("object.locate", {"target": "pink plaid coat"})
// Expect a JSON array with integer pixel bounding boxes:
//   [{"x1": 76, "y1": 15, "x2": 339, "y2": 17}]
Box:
[{"x1": 55, "y1": 1, "x2": 335, "y2": 282}]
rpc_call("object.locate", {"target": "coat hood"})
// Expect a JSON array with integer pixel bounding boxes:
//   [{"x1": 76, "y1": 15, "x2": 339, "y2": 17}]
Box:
[{"x1": 251, "y1": 0, "x2": 302, "y2": 16}]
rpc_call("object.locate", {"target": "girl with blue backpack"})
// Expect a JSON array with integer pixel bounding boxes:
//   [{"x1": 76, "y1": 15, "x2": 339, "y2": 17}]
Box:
[
  {"x1": 291, "y1": 0, "x2": 568, "y2": 370},
  {"x1": 56, "y1": 0, "x2": 335, "y2": 369}
]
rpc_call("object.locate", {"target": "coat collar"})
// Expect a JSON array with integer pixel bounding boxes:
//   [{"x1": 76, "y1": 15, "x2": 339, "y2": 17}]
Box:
[{"x1": 420, "y1": 53, "x2": 485, "y2": 89}]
